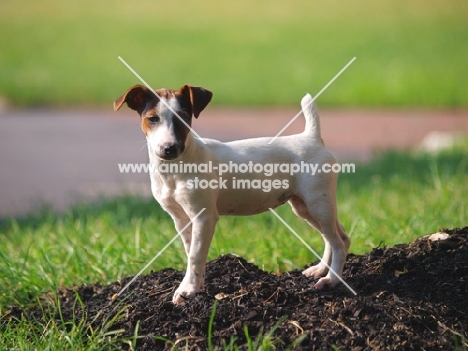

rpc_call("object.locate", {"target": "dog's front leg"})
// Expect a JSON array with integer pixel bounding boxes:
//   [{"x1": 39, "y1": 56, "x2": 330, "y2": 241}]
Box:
[
  {"x1": 172, "y1": 217, "x2": 193, "y2": 257},
  {"x1": 173, "y1": 211, "x2": 218, "y2": 304}
]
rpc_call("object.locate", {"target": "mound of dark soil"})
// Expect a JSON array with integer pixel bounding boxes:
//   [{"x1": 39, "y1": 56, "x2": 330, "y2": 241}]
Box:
[{"x1": 7, "y1": 227, "x2": 468, "y2": 350}]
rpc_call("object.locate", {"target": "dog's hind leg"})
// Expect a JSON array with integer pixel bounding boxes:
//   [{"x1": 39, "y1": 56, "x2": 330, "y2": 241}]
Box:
[
  {"x1": 288, "y1": 194, "x2": 349, "y2": 289},
  {"x1": 336, "y1": 220, "x2": 351, "y2": 253},
  {"x1": 311, "y1": 216, "x2": 349, "y2": 289},
  {"x1": 289, "y1": 195, "x2": 331, "y2": 277}
]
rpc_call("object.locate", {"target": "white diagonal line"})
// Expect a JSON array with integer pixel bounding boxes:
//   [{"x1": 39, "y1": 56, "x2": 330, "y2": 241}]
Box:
[
  {"x1": 118, "y1": 56, "x2": 207, "y2": 145},
  {"x1": 268, "y1": 57, "x2": 356, "y2": 144},
  {"x1": 269, "y1": 208, "x2": 357, "y2": 295},
  {"x1": 115, "y1": 208, "x2": 206, "y2": 298}
]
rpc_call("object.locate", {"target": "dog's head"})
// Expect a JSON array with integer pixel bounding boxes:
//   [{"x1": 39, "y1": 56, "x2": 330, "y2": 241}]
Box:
[{"x1": 114, "y1": 84, "x2": 213, "y2": 160}]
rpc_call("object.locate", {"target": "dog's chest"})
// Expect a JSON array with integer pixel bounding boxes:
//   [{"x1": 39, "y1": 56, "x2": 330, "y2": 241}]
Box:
[{"x1": 150, "y1": 173, "x2": 182, "y2": 209}]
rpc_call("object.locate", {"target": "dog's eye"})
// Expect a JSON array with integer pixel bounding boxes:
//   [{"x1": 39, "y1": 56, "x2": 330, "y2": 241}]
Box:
[{"x1": 147, "y1": 116, "x2": 160, "y2": 123}]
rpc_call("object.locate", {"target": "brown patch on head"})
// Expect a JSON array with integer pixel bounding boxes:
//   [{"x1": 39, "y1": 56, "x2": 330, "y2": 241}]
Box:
[
  {"x1": 140, "y1": 106, "x2": 158, "y2": 136},
  {"x1": 154, "y1": 88, "x2": 175, "y2": 101}
]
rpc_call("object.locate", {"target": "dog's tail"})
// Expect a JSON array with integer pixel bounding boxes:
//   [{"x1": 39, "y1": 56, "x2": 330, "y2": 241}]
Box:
[{"x1": 301, "y1": 93, "x2": 321, "y2": 139}]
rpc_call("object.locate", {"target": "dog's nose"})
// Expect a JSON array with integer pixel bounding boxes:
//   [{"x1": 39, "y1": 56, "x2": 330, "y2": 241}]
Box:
[{"x1": 162, "y1": 143, "x2": 179, "y2": 158}]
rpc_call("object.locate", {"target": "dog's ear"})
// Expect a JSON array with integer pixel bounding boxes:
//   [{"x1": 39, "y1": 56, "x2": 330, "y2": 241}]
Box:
[
  {"x1": 179, "y1": 85, "x2": 213, "y2": 118},
  {"x1": 114, "y1": 85, "x2": 154, "y2": 114}
]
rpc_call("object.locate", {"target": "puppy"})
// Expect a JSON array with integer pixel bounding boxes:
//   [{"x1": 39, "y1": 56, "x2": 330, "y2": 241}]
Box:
[{"x1": 114, "y1": 84, "x2": 350, "y2": 304}]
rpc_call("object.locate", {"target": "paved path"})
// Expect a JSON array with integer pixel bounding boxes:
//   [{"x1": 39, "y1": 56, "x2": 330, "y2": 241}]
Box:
[{"x1": 1, "y1": 108, "x2": 467, "y2": 217}]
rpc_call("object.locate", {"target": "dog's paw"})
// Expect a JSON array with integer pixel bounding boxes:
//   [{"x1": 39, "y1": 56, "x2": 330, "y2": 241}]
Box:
[
  {"x1": 314, "y1": 274, "x2": 341, "y2": 290},
  {"x1": 314, "y1": 276, "x2": 332, "y2": 290},
  {"x1": 304, "y1": 265, "x2": 342, "y2": 290},
  {"x1": 172, "y1": 280, "x2": 203, "y2": 304},
  {"x1": 302, "y1": 263, "x2": 328, "y2": 278},
  {"x1": 173, "y1": 285, "x2": 197, "y2": 304}
]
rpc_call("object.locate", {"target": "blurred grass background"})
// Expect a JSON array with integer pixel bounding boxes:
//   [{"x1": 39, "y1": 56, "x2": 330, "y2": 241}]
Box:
[{"x1": 0, "y1": 0, "x2": 467, "y2": 107}]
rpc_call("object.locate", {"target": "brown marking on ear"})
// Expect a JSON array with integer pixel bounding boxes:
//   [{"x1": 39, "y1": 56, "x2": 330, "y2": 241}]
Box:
[
  {"x1": 114, "y1": 85, "x2": 155, "y2": 114},
  {"x1": 179, "y1": 85, "x2": 213, "y2": 118}
]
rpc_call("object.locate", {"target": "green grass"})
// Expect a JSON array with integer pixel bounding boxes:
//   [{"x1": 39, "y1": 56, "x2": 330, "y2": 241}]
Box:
[
  {"x1": 0, "y1": 141, "x2": 467, "y2": 348},
  {"x1": 0, "y1": 0, "x2": 467, "y2": 107},
  {"x1": 1, "y1": 303, "x2": 133, "y2": 350}
]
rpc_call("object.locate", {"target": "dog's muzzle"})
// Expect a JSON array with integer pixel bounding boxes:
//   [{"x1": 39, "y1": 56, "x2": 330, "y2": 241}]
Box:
[{"x1": 159, "y1": 143, "x2": 184, "y2": 160}]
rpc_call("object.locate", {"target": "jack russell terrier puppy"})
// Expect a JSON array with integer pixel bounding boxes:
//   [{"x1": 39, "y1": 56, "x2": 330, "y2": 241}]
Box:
[{"x1": 114, "y1": 84, "x2": 350, "y2": 304}]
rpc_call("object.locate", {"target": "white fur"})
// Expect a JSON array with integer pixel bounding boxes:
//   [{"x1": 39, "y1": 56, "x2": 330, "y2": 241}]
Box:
[
  {"x1": 147, "y1": 93, "x2": 350, "y2": 304},
  {"x1": 146, "y1": 97, "x2": 181, "y2": 157}
]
